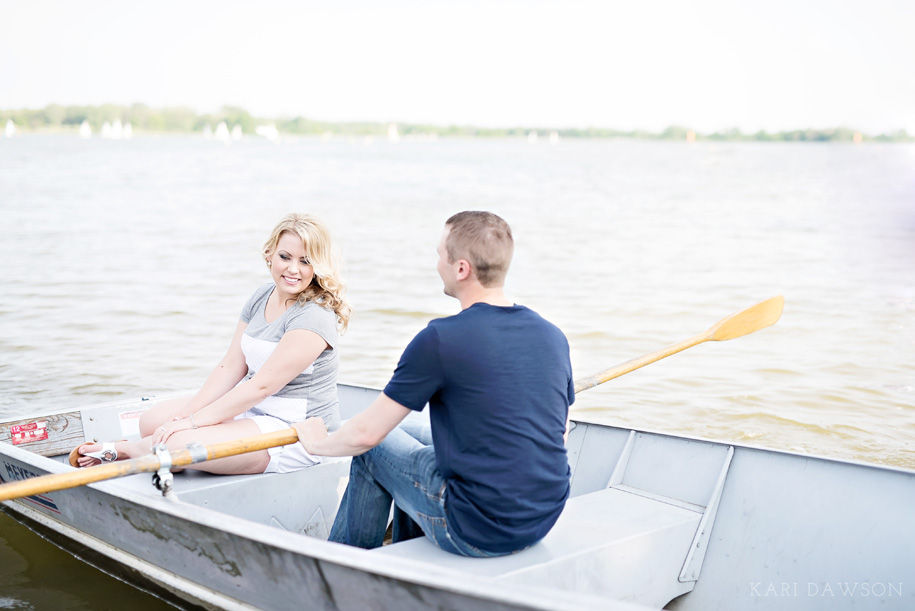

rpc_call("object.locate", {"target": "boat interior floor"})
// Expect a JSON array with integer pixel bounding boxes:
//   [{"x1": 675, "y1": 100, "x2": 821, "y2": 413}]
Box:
[{"x1": 374, "y1": 429, "x2": 735, "y2": 611}]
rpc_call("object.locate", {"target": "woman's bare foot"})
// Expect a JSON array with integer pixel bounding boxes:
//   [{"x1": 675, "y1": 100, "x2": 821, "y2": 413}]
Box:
[{"x1": 69, "y1": 441, "x2": 125, "y2": 468}]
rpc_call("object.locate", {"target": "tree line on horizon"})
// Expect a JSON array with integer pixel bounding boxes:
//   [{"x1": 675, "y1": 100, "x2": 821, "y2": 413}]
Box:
[{"x1": 1, "y1": 103, "x2": 911, "y2": 143}]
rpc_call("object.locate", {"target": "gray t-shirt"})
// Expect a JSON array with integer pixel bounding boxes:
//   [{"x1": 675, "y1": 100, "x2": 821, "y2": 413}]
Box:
[{"x1": 239, "y1": 283, "x2": 341, "y2": 431}]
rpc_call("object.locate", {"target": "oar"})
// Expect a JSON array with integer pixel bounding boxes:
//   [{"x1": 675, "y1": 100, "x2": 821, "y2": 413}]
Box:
[
  {"x1": 574, "y1": 295, "x2": 784, "y2": 393},
  {"x1": 0, "y1": 429, "x2": 299, "y2": 502},
  {"x1": 0, "y1": 296, "x2": 783, "y2": 502}
]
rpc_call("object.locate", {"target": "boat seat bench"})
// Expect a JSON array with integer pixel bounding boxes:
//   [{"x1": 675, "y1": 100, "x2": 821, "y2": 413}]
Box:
[
  {"x1": 175, "y1": 457, "x2": 352, "y2": 538},
  {"x1": 373, "y1": 430, "x2": 735, "y2": 610},
  {"x1": 107, "y1": 456, "x2": 353, "y2": 539},
  {"x1": 373, "y1": 487, "x2": 701, "y2": 608}
]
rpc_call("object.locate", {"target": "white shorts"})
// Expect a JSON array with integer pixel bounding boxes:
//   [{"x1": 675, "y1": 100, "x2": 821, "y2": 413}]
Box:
[{"x1": 236, "y1": 410, "x2": 321, "y2": 474}]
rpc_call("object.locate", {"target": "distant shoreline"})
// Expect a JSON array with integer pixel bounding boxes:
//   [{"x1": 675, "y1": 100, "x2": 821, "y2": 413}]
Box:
[{"x1": 2, "y1": 104, "x2": 912, "y2": 143}]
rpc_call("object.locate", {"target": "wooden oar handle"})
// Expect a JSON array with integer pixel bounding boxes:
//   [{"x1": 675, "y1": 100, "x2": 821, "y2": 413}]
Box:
[
  {"x1": 0, "y1": 428, "x2": 300, "y2": 502},
  {"x1": 574, "y1": 334, "x2": 705, "y2": 393},
  {"x1": 201, "y1": 429, "x2": 299, "y2": 462},
  {"x1": 0, "y1": 455, "x2": 161, "y2": 501}
]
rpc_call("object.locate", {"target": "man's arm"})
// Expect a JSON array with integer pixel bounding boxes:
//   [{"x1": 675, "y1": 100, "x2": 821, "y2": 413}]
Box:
[{"x1": 294, "y1": 392, "x2": 412, "y2": 457}]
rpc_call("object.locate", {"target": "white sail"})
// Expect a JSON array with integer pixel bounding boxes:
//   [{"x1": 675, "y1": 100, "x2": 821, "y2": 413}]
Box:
[
  {"x1": 387, "y1": 123, "x2": 400, "y2": 143},
  {"x1": 123, "y1": 123, "x2": 133, "y2": 140},
  {"x1": 101, "y1": 121, "x2": 112, "y2": 138},
  {"x1": 215, "y1": 121, "x2": 230, "y2": 143},
  {"x1": 4, "y1": 119, "x2": 15, "y2": 138},
  {"x1": 255, "y1": 124, "x2": 278, "y2": 142},
  {"x1": 79, "y1": 120, "x2": 92, "y2": 139}
]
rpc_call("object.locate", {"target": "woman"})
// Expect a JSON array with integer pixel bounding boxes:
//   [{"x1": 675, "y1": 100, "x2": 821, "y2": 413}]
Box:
[{"x1": 70, "y1": 213, "x2": 351, "y2": 474}]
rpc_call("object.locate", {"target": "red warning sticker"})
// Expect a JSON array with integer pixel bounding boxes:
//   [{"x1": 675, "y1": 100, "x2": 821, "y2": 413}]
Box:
[{"x1": 10, "y1": 421, "x2": 49, "y2": 445}]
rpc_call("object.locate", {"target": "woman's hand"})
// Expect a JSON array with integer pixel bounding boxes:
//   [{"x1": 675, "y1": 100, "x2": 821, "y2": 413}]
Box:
[{"x1": 151, "y1": 418, "x2": 196, "y2": 446}]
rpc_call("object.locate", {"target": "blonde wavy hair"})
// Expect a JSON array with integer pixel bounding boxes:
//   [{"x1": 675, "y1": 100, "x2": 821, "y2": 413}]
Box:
[{"x1": 262, "y1": 213, "x2": 352, "y2": 332}]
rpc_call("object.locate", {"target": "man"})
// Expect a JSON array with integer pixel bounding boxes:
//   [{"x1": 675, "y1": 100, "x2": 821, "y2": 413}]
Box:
[{"x1": 295, "y1": 211, "x2": 574, "y2": 557}]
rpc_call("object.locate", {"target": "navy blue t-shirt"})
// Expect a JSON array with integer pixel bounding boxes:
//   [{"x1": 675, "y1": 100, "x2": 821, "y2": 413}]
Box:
[{"x1": 383, "y1": 303, "x2": 574, "y2": 553}]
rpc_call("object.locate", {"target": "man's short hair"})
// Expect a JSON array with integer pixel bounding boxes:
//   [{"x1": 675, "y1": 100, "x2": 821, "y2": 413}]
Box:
[{"x1": 445, "y1": 211, "x2": 514, "y2": 287}]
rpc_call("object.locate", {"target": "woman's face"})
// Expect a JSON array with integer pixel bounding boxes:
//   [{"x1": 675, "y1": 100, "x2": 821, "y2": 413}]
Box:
[{"x1": 268, "y1": 232, "x2": 315, "y2": 302}]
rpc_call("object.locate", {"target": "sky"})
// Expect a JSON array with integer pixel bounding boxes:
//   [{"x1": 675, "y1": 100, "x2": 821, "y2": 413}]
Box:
[{"x1": 2, "y1": 0, "x2": 914, "y2": 134}]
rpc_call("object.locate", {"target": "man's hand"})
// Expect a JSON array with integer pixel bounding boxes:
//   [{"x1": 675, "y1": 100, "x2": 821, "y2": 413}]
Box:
[
  {"x1": 293, "y1": 417, "x2": 328, "y2": 454},
  {"x1": 291, "y1": 393, "x2": 411, "y2": 457}
]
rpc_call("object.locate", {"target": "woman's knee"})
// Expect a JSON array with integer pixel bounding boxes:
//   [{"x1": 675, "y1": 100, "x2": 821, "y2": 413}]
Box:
[
  {"x1": 139, "y1": 398, "x2": 188, "y2": 437},
  {"x1": 138, "y1": 411, "x2": 161, "y2": 437},
  {"x1": 164, "y1": 430, "x2": 197, "y2": 450}
]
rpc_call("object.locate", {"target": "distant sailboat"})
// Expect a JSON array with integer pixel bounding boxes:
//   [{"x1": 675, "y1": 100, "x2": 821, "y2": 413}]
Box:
[
  {"x1": 231, "y1": 125, "x2": 243, "y2": 140},
  {"x1": 111, "y1": 120, "x2": 124, "y2": 140},
  {"x1": 215, "y1": 121, "x2": 230, "y2": 144},
  {"x1": 101, "y1": 121, "x2": 112, "y2": 138},
  {"x1": 4, "y1": 119, "x2": 15, "y2": 138},
  {"x1": 79, "y1": 120, "x2": 92, "y2": 139},
  {"x1": 123, "y1": 123, "x2": 133, "y2": 140},
  {"x1": 527, "y1": 131, "x2": 538, "y2": 143},
  {"x1": 255, "y1": 124, "x2": 278, "y2": 142},
  {"x1": 387, "y1": 123, "x2": 400, "y2": 143}
]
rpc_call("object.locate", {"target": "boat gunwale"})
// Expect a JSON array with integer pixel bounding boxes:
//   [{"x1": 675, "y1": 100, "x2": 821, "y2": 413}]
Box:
[
  {"x1": 567, "y1": 417, "x2": 915, "y2": 476},
  {"x1": 3, "y1": 383, "x2": 911, "y2": 477}
]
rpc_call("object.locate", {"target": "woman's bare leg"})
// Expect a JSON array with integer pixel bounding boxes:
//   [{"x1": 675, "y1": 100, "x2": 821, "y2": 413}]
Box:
[
  {"x1": 76, "y1": 418, "x2": 270, "y2": 474},
  {"x1": 167, "y1": 419, "x2": 270, "y2": 474},
  {"x1": 138, "y1": 396, "x2": 193, "y2": 437}
]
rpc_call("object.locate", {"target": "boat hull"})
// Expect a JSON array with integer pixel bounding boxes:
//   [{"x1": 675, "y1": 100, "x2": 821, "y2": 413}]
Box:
[{"x1": 2, "y1": 385, "x2": 913, "y2": 610}]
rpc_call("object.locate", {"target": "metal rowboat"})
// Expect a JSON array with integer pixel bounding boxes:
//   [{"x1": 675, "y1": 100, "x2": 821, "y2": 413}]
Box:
[{"x1": 1, "y1": 383, "x2": 912, "y2": 610}]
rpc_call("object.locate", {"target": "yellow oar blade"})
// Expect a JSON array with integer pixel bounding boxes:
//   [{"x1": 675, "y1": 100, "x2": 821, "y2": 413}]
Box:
[
  {"x1": 0, "y1": 429, "x2": 299, "y2": 502},
  {"x1": 707, "y1": 295, "x2": 784, "y2": 341},
  {"x1": 574, "y1": 296, "x2": 784, "y2": 394}
]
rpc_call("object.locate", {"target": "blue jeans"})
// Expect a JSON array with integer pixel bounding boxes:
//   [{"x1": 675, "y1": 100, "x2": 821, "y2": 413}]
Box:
[{"x1": 328, "y1": 419, "x2": 505, "y2": 557}]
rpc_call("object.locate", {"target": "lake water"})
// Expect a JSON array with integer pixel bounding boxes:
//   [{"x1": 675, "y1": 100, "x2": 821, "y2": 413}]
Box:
[{"x1": 1, "y1": 134, "x2": 913, "y2": 608}]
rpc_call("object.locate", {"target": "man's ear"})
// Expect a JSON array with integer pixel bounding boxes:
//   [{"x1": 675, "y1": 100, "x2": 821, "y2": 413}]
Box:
[{"x1": 455, "y1": 258, "x2": 472, "y2": 281}]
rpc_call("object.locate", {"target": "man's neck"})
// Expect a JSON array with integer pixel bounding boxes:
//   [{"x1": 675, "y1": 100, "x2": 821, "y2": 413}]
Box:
[{"x1": 458, "y1": 286, "x2": 513, "y2": 310}]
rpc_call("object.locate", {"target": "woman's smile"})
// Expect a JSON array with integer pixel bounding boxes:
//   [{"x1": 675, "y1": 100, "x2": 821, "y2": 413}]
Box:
[{"x1": 269, "y1": 232, "x2": 315, "y2": 301}]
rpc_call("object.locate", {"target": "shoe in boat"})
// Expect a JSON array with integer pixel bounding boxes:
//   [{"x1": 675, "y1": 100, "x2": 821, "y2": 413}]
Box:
[{"x1": 68, "y1": 441, "x2": 123, "y2": 468}]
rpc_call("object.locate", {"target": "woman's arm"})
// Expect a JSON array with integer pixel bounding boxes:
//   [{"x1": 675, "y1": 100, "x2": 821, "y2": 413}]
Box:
[{"x1": 154, "y1": 328, "x2": 328, "y2": 443}]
